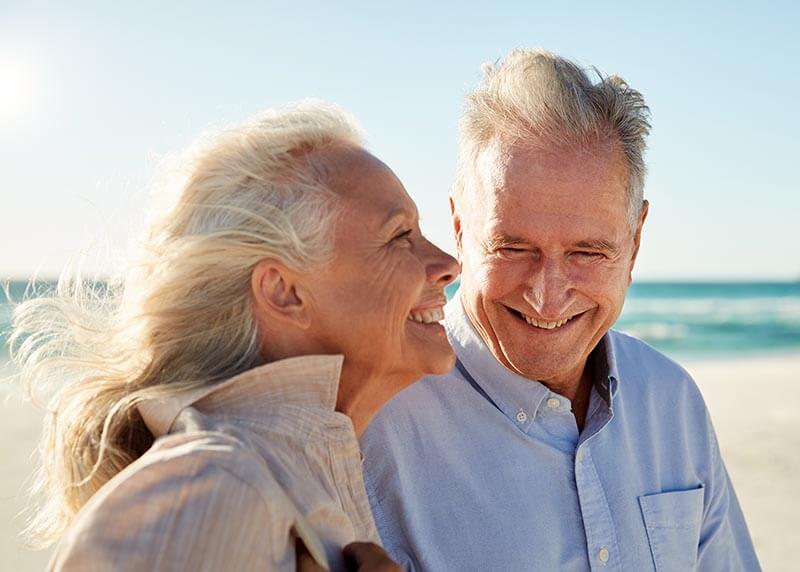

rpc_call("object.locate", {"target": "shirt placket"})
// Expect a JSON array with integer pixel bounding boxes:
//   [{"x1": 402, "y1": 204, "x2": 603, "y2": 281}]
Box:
[
  {"x1": 574, "y1": 407, "x2": 621, "y2": 572},
  {"x1": 328, "y1": 429, "x2": 380, "y2": 542}
]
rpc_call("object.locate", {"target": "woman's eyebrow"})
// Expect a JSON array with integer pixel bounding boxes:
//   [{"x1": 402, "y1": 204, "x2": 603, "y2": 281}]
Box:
[{"x1": 380, "y1": 207, "x2": 418, "y2": 230}]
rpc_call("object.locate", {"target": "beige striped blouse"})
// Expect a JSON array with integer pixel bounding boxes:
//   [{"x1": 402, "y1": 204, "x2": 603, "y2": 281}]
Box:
[{"x1": 50, "y1": 355, "x2": 381, "y2": 571}]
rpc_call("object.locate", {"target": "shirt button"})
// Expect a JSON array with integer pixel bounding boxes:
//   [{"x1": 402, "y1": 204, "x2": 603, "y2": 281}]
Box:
[
  {"x1": 598, "y1": 548, "x2": 610, "y2": 563},
  {"x1": 516, "y1": 410, "x2": 528, "y2": 423},
  {"x1": 546, "y1": 397, "x2": 560, "y2": 410},
  {"x1": 576, "y1": 448, "x2": 585, "y2": 462}
]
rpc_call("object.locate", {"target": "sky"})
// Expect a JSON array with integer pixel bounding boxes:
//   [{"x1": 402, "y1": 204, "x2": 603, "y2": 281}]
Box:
[{"x1": 0, "y1": 0, "x2": 798, "y2": 281}]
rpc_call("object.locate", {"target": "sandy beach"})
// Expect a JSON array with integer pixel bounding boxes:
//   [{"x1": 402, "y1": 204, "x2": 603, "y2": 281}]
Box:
[
  {"x1": 1, "y1": 364, "x2": 50, "y2": 571},
  {"x1": 2, "y1": 354, "x2": 798, "y2": 570},
  {"x1": 684, "y1": 354, "x2": 800, "y2": 570}
]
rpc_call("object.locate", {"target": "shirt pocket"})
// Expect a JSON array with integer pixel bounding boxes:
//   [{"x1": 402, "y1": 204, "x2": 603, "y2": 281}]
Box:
[{"x1": 639, "y1": 485, "x2": 704, "y2": 572}]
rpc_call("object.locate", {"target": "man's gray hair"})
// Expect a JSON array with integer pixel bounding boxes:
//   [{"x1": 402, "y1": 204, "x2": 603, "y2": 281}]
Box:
[{"x1": 454, "y1": 48, "x2": 651, "y2": 227}]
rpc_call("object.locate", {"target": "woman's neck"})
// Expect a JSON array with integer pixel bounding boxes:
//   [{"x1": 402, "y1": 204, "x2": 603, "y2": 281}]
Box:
[{"x1": 335, "y1": 362, "x2": 411, "y2": 438}]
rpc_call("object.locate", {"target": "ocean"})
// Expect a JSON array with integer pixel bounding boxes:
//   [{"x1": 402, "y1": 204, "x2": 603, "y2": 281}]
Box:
[
  {"x1": 2, "y1": 280, "x2": 799, "y2": 364},
  {"x1": 616, "y1": 281, "x2": 800, "y2": 358}
]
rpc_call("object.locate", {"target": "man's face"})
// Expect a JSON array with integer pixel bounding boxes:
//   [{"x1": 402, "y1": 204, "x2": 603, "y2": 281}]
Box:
[{"x1": 454, "y1": 139, "x2": 647, "y2": 389}]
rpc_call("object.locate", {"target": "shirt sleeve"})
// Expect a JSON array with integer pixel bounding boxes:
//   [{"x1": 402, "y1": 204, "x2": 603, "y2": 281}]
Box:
[
  {"x1": 695, "y1": 416, "x2": 761, "y2": 571},
  {"x1": 49, "y1": 433, "x2": 308, "y2": 571}
]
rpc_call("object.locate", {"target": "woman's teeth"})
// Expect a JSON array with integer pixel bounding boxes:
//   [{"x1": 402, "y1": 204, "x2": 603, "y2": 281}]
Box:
[
  {"x1": 408, "y1": 308, "x2": 445, "y2": 324},
  {"x1": 523, "y1": 313, "x2": 573, "y2": 330}
]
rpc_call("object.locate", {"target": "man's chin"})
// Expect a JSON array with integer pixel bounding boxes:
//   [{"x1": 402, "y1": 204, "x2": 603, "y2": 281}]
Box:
[{"x1": 498, "y1": 346, "x2": 584, "y2": 384}]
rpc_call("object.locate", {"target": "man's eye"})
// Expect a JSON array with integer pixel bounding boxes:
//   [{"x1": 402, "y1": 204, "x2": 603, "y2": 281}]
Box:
[
  {"x1": 497, "y1": 247, "x2": 527, "y2": 257},
  {"x1": 574, "y1": 251, "x2": 604, "y2": 260}
]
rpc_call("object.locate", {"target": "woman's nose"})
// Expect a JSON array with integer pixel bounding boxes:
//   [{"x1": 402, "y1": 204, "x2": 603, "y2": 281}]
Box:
[{"x1": 424, "y1": 241, "x2": 460, "y2": 287}]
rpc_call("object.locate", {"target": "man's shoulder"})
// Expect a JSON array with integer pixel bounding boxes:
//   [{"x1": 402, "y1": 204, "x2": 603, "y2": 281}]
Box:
[
  {"x1": 367, "y1": 371, "x2": 459, "y2": 429},
  {"x1": 607, "y1": 329, "x2": 707, "y2": 410},
  {"x1": 608, "y1": 329, "x2": 693, "y2": 380},
  {"x1": 361, "y1": 369, "x2": 473, "y2": 468}
]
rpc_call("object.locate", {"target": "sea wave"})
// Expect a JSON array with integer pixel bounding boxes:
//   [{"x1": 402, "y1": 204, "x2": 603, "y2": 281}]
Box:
[
  {"x1": 618, "y1": 323, "x2": 689, "y2": 342},
  {"x1": 621, "y1": 297, "x2": 800, "y2": 319}
]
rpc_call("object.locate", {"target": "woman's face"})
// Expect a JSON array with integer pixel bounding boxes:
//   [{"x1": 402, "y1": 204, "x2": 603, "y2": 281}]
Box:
[{"x1": 305, "y1": 146, "x2": 459, "y2": 401}]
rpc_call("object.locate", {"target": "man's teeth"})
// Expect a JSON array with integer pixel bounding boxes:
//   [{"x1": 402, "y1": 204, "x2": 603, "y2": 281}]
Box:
[
  {"x1": 523, "y1": 314, "x2": 573, "y2": 330},
  {"x1": 408, "y1": 308, "x2": 445, "y2": 324}
]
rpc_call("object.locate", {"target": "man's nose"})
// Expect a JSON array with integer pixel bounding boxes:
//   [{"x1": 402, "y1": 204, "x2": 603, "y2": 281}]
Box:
[
  {"x1": 422, "y1": 240, "x2": 460, "y2": 287},
  {"x1": 523, "y1": 259, "x2": 573, "y2": 318}
]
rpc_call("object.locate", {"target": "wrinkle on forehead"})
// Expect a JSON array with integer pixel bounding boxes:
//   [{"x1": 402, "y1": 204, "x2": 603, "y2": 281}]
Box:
[
  {"x1": 457, "y1": 136, "x2": 633, "y2": 251},
  {"x1": 476, "y1": 137, "x2": 628, "y2": 205},
  {"x1": 474, "y1": 138, "x2": 511, "y2": 201},
  {"x1": 315, "y1": 146, "x2": 419, "y2": 251},
  {"x1": 320, "y1": 146, "x2": 414, "y2": 216},
  {"x1": 314, "y1": 145, "x2": 384, "y2": 196}
]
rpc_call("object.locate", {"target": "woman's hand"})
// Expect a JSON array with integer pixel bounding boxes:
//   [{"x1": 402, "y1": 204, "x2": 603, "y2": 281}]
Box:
[
  {"x1": 296, "y1": 538, "x2": 326, "y2": 572},
  {"x1": 343, "y1": 542, "x2": 402, "y2": 571},
  {"x1": 296, "y1": 539, "x2": 401, "y2": 572}
]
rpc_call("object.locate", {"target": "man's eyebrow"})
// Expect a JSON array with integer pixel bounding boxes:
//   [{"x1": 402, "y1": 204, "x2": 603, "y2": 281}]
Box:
[
  {"x1": 574, "y1": 239, "x2": 620, "y2": 253},
  {"x1": 486, "y1": 234, "x2": 531, "y2": 249}
]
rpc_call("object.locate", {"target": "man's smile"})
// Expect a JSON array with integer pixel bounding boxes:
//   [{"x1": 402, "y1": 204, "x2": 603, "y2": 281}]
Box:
[{"x1": 506, "y1": 305, "x2": 589, "y2": 332}]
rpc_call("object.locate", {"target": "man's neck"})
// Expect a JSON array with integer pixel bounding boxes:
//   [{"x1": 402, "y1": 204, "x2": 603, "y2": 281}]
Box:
[
  {"x1": 570, "y1": 369, "x2": 595, "y2": 432},
  {"x1": 541, "y1": 358, "x2": 595, "y2": 432}
]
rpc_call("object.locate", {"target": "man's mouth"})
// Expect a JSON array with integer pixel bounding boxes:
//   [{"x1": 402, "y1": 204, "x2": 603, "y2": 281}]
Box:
[{"x1": 513, "y1": 308, "x2": 584, "y2": 331}]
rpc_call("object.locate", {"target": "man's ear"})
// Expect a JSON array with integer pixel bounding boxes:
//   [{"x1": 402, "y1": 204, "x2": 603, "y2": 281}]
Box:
[
  {"x1": 450, "y1": 196, "x2": 463, "y2": 261},
  {"x1": 628, "y1": 199, "x2": 649, "y2": 284},
  {"x1": 251, "y1": 259, "x2": 311, "y2": 330}
]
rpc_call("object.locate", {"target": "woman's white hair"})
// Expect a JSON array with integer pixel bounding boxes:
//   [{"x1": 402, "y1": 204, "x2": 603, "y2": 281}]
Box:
[
  {"x1": 454, "y1": 48, "x2": 651, "y2": 227},
  {"x1": 9, "y1": 100, "x2": 364, "y2": 546}
]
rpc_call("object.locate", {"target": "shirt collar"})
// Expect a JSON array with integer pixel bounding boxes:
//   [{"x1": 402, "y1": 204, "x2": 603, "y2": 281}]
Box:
[
  {"x1": 592, "y1": 334, "x2": 620, "y2": 405},
  {"x1": 138, "y1": 354, "x2": 345, "y2": 438},
  {"x1": 445, "y1": 293, "x2": 620, "y2": 427},
  {"x1": 445, "y1": 295, "x2": 550, "y2": 428}
]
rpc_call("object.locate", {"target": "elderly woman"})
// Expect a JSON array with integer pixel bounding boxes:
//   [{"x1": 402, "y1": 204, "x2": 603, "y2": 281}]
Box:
[{"x1": 11, "y1": 102, "x2": 458, "y2": 571}]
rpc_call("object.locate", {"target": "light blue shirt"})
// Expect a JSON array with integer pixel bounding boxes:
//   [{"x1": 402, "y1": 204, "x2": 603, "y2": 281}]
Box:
[{"x1": 361, "y1": 296, "x2": 760, "y2": 571}]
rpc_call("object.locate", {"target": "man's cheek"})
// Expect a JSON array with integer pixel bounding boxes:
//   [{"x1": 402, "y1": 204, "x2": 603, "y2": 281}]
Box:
[{"x1": 483, "y1": 262, "x2": 523, "y2": 294}]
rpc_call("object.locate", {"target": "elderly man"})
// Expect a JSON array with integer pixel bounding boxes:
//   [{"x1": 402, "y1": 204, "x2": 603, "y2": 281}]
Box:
[{"x1": 361, "y1": 50, "x2": 759, "y2": 571}]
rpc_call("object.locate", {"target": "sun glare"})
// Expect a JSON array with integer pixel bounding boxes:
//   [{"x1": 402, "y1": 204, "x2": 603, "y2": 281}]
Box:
[{"x1": 0, "y1": 52, "x2": 38, "y2": 123}]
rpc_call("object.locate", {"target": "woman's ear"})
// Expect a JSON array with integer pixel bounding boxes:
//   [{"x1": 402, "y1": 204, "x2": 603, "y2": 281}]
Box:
[{"x1": 251, "y1": 259, "x2": 311, "y2": 330}]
